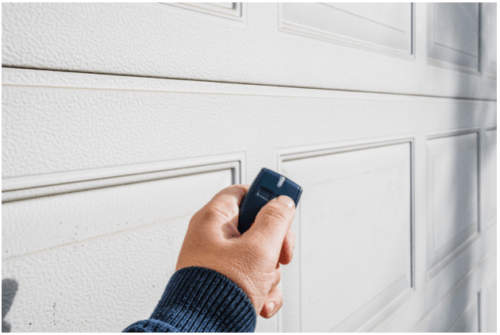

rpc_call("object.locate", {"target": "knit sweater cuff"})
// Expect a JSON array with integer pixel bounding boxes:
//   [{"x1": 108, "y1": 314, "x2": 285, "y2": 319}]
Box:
[{"x1": 149, "y1": 266, "x2": 257, "y2": 332}]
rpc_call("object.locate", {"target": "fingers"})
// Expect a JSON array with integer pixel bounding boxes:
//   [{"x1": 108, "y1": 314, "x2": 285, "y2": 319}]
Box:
[
  {"x1": 208, "y1": 184, "x2": 249, "y2": 217},
  {"x1": 259, "y1": 285, "x2": 283, "y2": 319},
  {"x1": 193, "y1": 185, "x2": 249, "y2": 226},
  {"x1": 245, "y1": 196, "x2": 295, "y2": 255},
  {"x1": 271, "y1": 264, "x2": 282, "y2": 288},
  {"x1": 279, "y1": 228, "x2": 295, "y2": 265}
]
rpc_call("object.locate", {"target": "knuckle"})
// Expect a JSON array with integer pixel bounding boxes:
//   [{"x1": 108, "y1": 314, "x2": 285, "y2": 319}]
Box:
[{"x1": 199, "y1": 204, "x2": 226, "y2": 222}]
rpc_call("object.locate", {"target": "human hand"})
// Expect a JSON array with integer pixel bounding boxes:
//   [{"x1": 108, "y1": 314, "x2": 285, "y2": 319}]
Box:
[{"x1": 175, "y1": 184, "x2": 296, "y2": 319}]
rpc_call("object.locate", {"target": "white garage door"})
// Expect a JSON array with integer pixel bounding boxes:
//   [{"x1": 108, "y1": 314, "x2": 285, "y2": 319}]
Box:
[{"x1": 2, "y1": 3, "x2": 496, "y2": 332}]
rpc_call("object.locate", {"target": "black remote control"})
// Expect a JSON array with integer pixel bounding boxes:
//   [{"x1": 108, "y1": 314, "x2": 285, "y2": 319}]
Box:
[{"x1": 238, "y1": 168, "x2": 303, "y2": 234}]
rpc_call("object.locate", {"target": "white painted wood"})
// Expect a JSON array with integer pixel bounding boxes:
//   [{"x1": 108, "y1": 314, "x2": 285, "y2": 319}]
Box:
[
  {"x1": 1, "y1": 3, "x2": 497, "y2": 332},
  {"x1": 1, "y1": 3, "x2": 496, "y2": 99}
]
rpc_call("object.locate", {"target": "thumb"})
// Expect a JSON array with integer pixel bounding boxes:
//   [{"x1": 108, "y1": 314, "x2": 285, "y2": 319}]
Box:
[{"x1": 244, "y1": 196, "x2": 295, "y2": 254}]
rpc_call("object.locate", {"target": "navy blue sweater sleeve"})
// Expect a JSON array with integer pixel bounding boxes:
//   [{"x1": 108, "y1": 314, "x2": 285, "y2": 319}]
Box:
[{"x1": 123, "y1": 267, "x2": 257, "y2": 332}]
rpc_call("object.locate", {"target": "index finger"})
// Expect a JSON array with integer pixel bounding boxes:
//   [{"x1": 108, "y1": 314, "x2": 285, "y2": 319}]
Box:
[{"x1": 204, "y1": 184, "x2": 249, "y2": 222}]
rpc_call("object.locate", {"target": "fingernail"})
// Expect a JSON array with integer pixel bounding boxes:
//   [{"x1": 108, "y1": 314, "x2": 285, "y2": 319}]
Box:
[
  {"x1": 268, "y1": 302, "x2": 275, "y2": 313},
  {"x1": 277, "y1": 196, "x2": 295, "y2": 209}
]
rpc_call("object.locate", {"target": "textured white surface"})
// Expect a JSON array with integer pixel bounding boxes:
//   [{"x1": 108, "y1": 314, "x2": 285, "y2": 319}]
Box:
[
  {"x1": 428, "y1": 3, "x2": 480, "y2": 71},
  {"x1": 2, "y1": 3, "x2": 497, "y2": 99},
  {"x1": 486, "y1": 129, "x2": 497, "y2": 226},
  {"x1": 427, "y1": 133, "x2": 479, "y2": 263},
  {"x1": 482, "y1": 277, "x2": 497, "y2": 332},
  {"x1": 447, "y1": 296, "x2": 479, "y2": 332},
  {"x1": 282, "y1": 142, "x2": 411, "y2": 332},
  {"x1": 2, "y1": 166, "x2": 235, "y2": 331},
  {"x1": 414, "y1": 249, "x2": 496, "y2": 332},
  {"x1": 3, "y1": 168, "x2": 234, "y2": 259},
  {"x1": 2, "y1": 66, "x2": 497, "y2": 333},
  {"x1": 483, "y1": 3, "x2": 497, "y2": 78},
  {"x1": 3, "y1": 216, "x2": 190, "y2": 332},
  {"x1": 1, "y1": 3, "x2": 497, "y2": 331},
  {"x1": 281, "y1": 3, "x2": 412, "y2": 55},
  {"x1": 2, "y1": 68, "x2": 497, "y2": 179}
]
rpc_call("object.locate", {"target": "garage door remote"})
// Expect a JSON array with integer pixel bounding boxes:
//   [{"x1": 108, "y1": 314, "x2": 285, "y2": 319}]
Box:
[{"x1": 238, "y1": 168, "x2": 303, "y2": 234}]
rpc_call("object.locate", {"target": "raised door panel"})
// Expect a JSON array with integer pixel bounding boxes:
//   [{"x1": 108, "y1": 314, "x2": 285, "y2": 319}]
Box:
[
  {"x1": 447, "y1": 297, "x2": 479, "y2": 332},
  {"x1": 483, "y1": 3, "x2": 497, "y2": 78},
  {"x1": 482, "y1": 278, "x2": 497, "y2": 332},
  {"x1": 2, "y1": 3, "x2": 496, "y2": 99},
  {"x1": 2, "y1": 67, "x2": 497, "y2": 333},
  {"x1": 426, "y1": 132, "x2": 479, "y2": 277},
  {"x1": 415, "y1": 275, "x2": 481, "y2": 332},
  {"x1": 280, "y1": 3, "x2": 412, "y2": 56},
  {"x1": 165, "y1": 2, "x2": 243, "y2": 21},
  {"x1": 486, "y1": 129, "x2": 497, "y2": 226},
  {"x1": 281, "y1": 141, "x2": 412, "y2": 332},
  {"x1": 427, "y1": 3, "x2": 480, "y2": 72},
  {"x1": 2, "y1": 163, "x2": 238, "y2": 332}
]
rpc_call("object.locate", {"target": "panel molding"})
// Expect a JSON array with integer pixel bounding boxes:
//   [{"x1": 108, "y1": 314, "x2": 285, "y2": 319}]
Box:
[
  {"x1": 485, "y1": 127, "x2": 497, "y2": 227},
  {"x1": 447, "y1": 293, "x2": 480, "y2": 332},
  {"x1": 483, "y1": 3, "x2": 497, "y2": 79},
  {"x1": 277, "y1": 135, "x2": 415, "y2": 332},
  {"x1": 4, "y1": 67, "x2": 496, "y2": 104},
  {"x1": 279, "y1": 3, "x2": 414, "y2": 60},
  {"x1": 414, "y1": 247, "x2": 496, "y2": 331},
  {"x1": 3, "y1": 153, "x2": 244, "y2": 203},
  {"x1": 480, "y1": 276, "x2": 497, "y2": 332},
  {"x1": 426, "y1": 128, "x2": 480, "y2": 279},
  {"x1": 163, "y1": 2, "x2": 244, "y2": 22},
  {"x1": 2, "y1": 153, "x2": 244, "y2": 261},
  {"x1": 427, "y1": 3, "x2": 481, "y2": 74}
]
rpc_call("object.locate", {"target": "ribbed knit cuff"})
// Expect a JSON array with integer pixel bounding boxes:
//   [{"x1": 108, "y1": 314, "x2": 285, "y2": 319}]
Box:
[{"x1": 150, "y1": 267, "x2": 257, "y2": 332}]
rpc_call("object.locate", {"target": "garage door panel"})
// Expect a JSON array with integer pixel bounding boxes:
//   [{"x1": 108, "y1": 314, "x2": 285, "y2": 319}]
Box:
[
  {"x1": 165, "y1": 2, "x2": 243, "y2": 21},
  {"x1": 483, "y1": 3, "x2": 497, "y2": 78},
  {"x1": 2, "y1": 158, "x2": 240, "y2": 259},
  {"x1": 482, "y1": 277, "x2": 497, "y2": 332},
  {"x1": 447, "y1": 296, "x2": 479, "y2": 332},
  {"x1": 428, "y1": 3, "x2": 480, "y2": 72},
  {"x1": 1, "y1": 158, "x2": 248, "y2": 332},
  {"x1": 280, "y1": 3, "x2": 412, "y2": 56},
  {"x1": 3, "y1": 216, "x2": 195, "y2": 332},
  {"x1": 2, "y1": 3, "x2": 495, "y2": 99},
  {"x1": 414, "y1": 249, "x2": 495, "y2": 332},
  {"x1": 2, "y1": 67, "x2": 496, "y2": 332},
  {"x1": 1, "y1": 2, "x2": 497, "y2": 333},
  {"x1": 486, "y1": 129, "x2": 497, "y2": 226},
  {"x1": 281, "y1": 141, "x2": 412, "y2": 332},
  {"x1": 426, "y1": 132, "x2": 479, "y2": 276}
]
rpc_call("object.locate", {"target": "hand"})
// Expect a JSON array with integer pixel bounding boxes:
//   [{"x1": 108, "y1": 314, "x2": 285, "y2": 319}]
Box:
[{"x1": 176, "y1": 184, "x2": 296, "y2": 318}]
